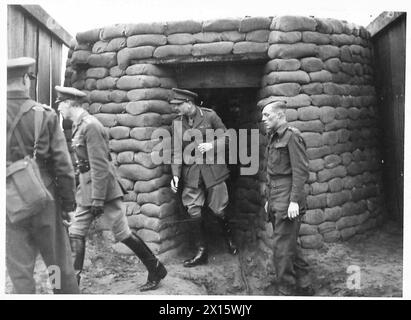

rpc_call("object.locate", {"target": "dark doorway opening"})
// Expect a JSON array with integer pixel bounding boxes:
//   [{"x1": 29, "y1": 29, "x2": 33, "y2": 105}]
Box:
[{"x1": 186, "y1": 87, "x2": 262, "y2": 243}]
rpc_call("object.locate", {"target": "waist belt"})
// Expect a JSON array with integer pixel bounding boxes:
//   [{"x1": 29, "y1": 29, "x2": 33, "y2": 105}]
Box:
[{"x1": 268, "y1": 175, "x2": 292, "y2": 187}]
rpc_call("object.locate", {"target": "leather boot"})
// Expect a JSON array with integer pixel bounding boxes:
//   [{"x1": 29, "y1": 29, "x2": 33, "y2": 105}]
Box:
[
  {"x1": 183, "y1": 218, "x2": 208, "y2": 267},
  {"x1": 69, "y1": 235, "x2": 86, "y2": 286},
  {"x1": 218, "y1": 213, "x2": 238, "y2": 255},
  {"x1": 122, "y1": 232, "x2": 167, "y2": 292}
]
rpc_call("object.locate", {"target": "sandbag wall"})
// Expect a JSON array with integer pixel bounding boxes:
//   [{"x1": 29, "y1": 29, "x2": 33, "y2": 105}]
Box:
[
  {"x1": 65, "y1": 35, "x2": 185, "y2": 257},
  {"x1": 64, "y1": 15, "x2": 383, "y2": 257},
  {"x1": 256, "y1": 16, "x2": 383, "y2": 254}
]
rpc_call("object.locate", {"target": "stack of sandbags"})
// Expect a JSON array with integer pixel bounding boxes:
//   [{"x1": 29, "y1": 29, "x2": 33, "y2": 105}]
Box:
[
  {"x1": 64, "y1": 15, "x2": 383, "y2": 257},
  {"x1": 256, "y1": 16, "x2": 382, "y2": 250},
  {"x1": 111, "y1": 17, "x2": 272, "y2": 69},
  {"x1": 65, "y1": 52, "x2": 184, "y2": 254}
]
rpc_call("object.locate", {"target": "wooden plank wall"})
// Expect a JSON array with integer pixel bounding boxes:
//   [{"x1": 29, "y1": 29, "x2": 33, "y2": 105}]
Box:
[
  {"x1": 7, "y1": 5, "x2": 64, "y2": 108},
  {"x1": 372, "y1": 14, "x2": 406, "y2": 223}
]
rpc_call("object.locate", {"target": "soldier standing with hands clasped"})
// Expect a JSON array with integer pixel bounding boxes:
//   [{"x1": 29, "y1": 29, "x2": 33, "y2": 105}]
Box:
[
  {"x1": 55, "y1": 86, "x2": 167, "y2": 292},
  {"x1": 261, "y1": 98, "x2": 314, "y2": 296}
]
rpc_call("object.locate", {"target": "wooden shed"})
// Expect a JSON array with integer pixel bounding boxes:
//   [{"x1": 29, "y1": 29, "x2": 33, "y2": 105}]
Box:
[
  {"x1": 368, "y1": 12, "x2": 406, "y2": 225},
  {"x1": 7, "y1": 4, "x2": 73, "y2": 108}
]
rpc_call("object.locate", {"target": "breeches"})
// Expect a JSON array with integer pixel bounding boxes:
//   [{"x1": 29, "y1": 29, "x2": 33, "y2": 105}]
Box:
[
  {"x1": 68, "y1": 198, "x2": 131, "y2": 242},
  {"x1": 181, "y1": 180, "x2": 229, "y2": 219}
]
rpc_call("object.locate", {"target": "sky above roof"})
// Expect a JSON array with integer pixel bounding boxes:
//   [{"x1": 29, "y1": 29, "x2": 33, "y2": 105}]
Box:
[{"x1": 11, "y1": 0, "x2": 407, "y2": 38}]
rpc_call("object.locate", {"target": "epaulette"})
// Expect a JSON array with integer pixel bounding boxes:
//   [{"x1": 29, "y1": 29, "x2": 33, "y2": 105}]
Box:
[
  {"x1": 82, "y1": 115, "x2": 95, "y2": 125},
  {"x1": 287, "y1": 126, "x2": 302, "y2": 136},
  {"x1": 200, "y1": 107, "x2": 214, "y2": 112},
  {"x1": 287, "y1": 126, "x2": 306, "y2": 146}
]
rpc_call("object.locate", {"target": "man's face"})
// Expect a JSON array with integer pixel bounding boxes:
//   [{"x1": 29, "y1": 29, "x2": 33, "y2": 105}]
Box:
[
  {"x1": 173, "y1": 101, "x2": 192, "y2": 116},
  {"x1": 262, "y1": 104, "x2": 281, "y2": 131},
  {"x1": 57, "y1": 100, "x2": 73, "y2": 120}
]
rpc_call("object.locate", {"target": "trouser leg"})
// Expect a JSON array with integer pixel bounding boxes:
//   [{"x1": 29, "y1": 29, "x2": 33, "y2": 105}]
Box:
[
  {"x1": 271, "y1": 212, "x2": 300, "y2": 295},
  {"x1": 207, "y1": 182, "x2": 238, "y2": 254},
  {"x1": 33, "y1": 202, "x2": 80, "y2": 294},
  {"x1": 6, "y1": 219, "x2": 37, "y2": 294}
]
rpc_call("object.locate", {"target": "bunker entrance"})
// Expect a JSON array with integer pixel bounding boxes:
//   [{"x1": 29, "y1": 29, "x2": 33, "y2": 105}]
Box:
[
  {"x1": 192, "y1": 87, "x2": 263, "y2": 243},
  {"x1": 170, "y1": 60, "x2": 266, "y2": 243}
]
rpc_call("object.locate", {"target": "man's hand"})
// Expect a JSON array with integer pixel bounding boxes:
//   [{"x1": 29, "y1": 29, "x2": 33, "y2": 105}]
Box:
[
  {"x1": 198, "y1": 142, "x2": 213, "y2": 154},
  {"x1": 171, "y1": 176, "x2": 179, "y2": 193},
  {"x1": 287, "y1": 202, "x2": 299, "y2": 219},
  {"x1": 61, "y1": 210, "x2": 75, "y2": 228},
  {"x1": 90, "y1": 205, "x2": 104, "y2": 217}
]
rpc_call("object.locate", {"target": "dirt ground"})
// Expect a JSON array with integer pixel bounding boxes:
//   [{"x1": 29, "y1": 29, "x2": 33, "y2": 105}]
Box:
[{"x1": 5, "y1": 220, "x2": 403, "y2": 297}]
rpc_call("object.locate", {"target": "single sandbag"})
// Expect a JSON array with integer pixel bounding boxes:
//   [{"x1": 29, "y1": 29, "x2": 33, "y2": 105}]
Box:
[
  {"x1": 125, "y1": 22, "x2": 166, "y2": 36},
  {"x1": 127, "y1": 88, "x2": 173, "y2": 101},
  {"x1": 76, "y1": 28, "x2": 101, "y2": 44},
  {"x1": 220, "y1": 31, "x2": 246, "y2": 42},
  {"x1": 202, "y1": 18, "x2": 241, "y2": 32},
  {"x1": 269, "y1": 31, "x2": 301, "y2": 44},
  {"x1": 110, "y1": 126, "x2": 130, "y2": 139},
  {"x1": 192, "y1": 42, "x2": 234, "y2": 56},
  {"x1": 268, "y1": 43, "x2": 317, "y2": 59},
  {"x1": 118, "y1": 163, "x2": 163, "y2": 181},
  {"x1": 262, "y1": 70, "x2": 310, "y2": 86},
  {"x1": 233, "y1": 42, "x2": 268, "y2": 54},
  {"x1": 100, "y1": 24, "x2": 126, "y2": 40},
  {"x1": 167, "y1": 33, "x2": 196, "y2": 45},
  {"x1": 270, "y1": 15, "x2": 317, "y2": 32},
  {"x1": 87, "y1": 52, "x2": 117, "y2": 68},
  {"x1": 153, "y1": 45, "x2": 193, "y2": 58},
  {"x1": 264, "y1": 59, "x2": 300, "y2": 73},
  {"x1": 126, "y1": 100, "x2": 173, "y2": 115},
  {"x1": 239, "y1": 16, "x2": 272, "y2": 32},
  {"x1": 116, "y1": 75, "x2": 160, "y2": 90},
  {"x1": 106, "y1": 37, "x2": 127, "y2": 52},
  {"x1": 301, "y1": 31, "x2": 330, "y2": 45},
  {"x1": 246, "y1": 30, "x2": 270, "y2": 42},
  {"x1": 117, "y1": 113, "x2": 162, "y2": 127}
]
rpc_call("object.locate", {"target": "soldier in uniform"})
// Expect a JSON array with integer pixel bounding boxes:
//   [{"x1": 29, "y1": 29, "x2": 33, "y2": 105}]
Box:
[
  {"x1": 55, "y1": 86, "x2": 167, "y2": 292},
  {"x1": 169, "y1": 88, "x2": 238, "y2": 268},
  {"x1": 261, "y1": 99, "x2": 314, "y2": 296},
  {"x1": 6, "y1": 58, "x2": 79, "y2": 294}
]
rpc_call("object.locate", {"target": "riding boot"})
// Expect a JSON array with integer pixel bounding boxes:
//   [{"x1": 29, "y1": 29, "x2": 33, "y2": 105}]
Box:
[
  {"x1": 217, "y1": 213, "x2": 238, "y2": 255},
  {"x1": 69, "y1": 235, "x2": 86, "y2": 286},
  {"x1": 183, "y1": 218, "x2": 208, "y2": 267},
  {"x1": 122, "y1": 232, "x2": 167, "y2": 292}
]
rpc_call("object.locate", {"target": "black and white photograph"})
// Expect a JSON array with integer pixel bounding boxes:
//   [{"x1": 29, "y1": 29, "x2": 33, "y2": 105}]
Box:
[{"x1": 2, "y1": 0, "x2": 408, "y2": 302}]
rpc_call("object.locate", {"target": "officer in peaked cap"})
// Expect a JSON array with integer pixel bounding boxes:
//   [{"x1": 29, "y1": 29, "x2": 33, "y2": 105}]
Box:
[
  {"x1": 7, "y1": 58, "x2": 79, "y2": 294},
  {"x1": 55, "y1": 85, "x2": 87, "y2": 103},
  {"x1": 169, "y1": 87, "x2": 238, "y2": 268},
  {"x1": 7, "y1": 57, "x2": 37, "y2": 80},
  {"x1": 56, "y1": 86, "x2": 167, "y2": 291},
  {"x1": 169, "y1": 88, "x2": 199, "y2": 104}
]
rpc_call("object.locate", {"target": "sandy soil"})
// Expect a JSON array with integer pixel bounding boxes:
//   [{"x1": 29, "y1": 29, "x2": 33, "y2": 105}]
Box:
[{"x1": 5, "y1": 220, "x2": 403, "y2": 297}]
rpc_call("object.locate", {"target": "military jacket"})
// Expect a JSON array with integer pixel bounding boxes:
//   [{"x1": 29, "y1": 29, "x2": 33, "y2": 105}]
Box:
[
  {"x1": 265, "y1": 123, "x2": 309, "y2": 205},
  {"x1": 171, "y1": 106, "x2": 230, "y2": 189},
  {"x1": 72, "y1": 112, "x2": 123, "y2": 206},
  {"x1": 7, "y1": 90, "x2": 76, "y2": 211}
]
